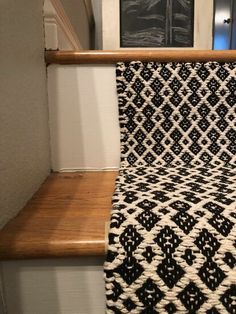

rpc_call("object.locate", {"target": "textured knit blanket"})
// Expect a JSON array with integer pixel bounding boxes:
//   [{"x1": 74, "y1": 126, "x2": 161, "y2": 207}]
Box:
[{"x1": 104, "y1": 61, "x2": 236, "y2": 313}]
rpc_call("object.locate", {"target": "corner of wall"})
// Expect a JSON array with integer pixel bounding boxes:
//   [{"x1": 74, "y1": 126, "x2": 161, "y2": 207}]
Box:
[{"x1": 0, "y1": 0, "x2": 51, "y2": 228}]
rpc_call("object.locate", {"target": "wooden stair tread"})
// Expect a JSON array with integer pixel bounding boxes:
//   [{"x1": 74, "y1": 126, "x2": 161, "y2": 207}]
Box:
[{"x1": 0, "y1": 172, "x2": 117, "y2": 260}]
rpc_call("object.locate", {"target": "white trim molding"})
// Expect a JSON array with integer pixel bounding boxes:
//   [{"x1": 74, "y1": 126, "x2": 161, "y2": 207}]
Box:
[{"x1": 44, "y1": 0, "x2": 82, "y2": 50}]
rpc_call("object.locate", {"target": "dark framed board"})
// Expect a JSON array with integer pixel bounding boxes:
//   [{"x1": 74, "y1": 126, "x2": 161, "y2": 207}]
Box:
[{"x1": 120, "y1": 0, "x2": 195, "y2": 48}]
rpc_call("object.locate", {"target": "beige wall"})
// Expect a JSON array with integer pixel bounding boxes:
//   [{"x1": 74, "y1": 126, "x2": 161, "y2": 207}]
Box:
[
  {"x1": 0, "y1": 0, "x2": 51, "y2": 228},
  {"x1": 60, "y1": 0, "x2": 92, "y2": 49}
]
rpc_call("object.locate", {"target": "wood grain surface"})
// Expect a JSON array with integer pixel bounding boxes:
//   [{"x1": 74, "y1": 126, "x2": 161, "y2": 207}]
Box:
[
  {"x1": 0, "y1": 172, "x2": 117, "y2": 260},
  {"x1": 45, "y1": 50, "x2": 236, "y2": 64}
]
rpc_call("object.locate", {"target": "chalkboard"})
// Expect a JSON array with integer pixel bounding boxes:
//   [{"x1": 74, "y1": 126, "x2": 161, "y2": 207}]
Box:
[{"x1": 120, "y1": 0, "x2": 194, "y2": 47}]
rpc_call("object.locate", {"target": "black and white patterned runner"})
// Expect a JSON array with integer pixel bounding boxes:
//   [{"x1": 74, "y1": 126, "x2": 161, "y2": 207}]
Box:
[{"x1": 105, "y1": 61, "x2": 236, "y2": 313}]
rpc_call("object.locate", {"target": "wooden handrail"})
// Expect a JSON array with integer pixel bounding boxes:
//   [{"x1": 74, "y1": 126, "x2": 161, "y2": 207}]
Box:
[{"x1": 45, "y1": 50, "x2": 236, "y2": 64}]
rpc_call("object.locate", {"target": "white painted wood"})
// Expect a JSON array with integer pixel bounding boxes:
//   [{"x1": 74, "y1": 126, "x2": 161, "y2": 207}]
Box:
[
  {"x1": 47, "y1": 65, "x2": 120, "y2": 171},
  {"x1": 44, "y1": 0, "x2": 82, "y2": 50},
  {"x1": 194, "y1": 0, "x2": 214, "y2": 49},
  {"x1": 2, "y1": 258, "x2": 105, "y2": 314},
  {"x1": 102, "y1": 0, "x2": 214, "y2": 50},
  {"x1": 102, "y1": 0, "x2": 120, "y2": 50}
]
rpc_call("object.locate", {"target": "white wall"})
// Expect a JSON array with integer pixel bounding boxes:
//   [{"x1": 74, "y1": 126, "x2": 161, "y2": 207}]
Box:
[
  {"x1": 0, "y1": 0, "x2": 51, "y2": 228},
  {"x1": 1, "y1": 258, "x2": 105, "y2": 314},
  {"x1": 102, "y1": 0, "x2": 214, "y2": 50},
  {"x1": 48, "y1": 65, "x2": 120, "y2": 171}
]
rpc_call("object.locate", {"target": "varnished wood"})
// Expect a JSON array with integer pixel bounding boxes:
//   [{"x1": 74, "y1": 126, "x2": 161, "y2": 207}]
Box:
[
  {"x1": 0, "y1": 172, "x2": 117, "y2": 260},
  {"x1": 45, "y1": 50, "x2": 236, "y2": 64}
]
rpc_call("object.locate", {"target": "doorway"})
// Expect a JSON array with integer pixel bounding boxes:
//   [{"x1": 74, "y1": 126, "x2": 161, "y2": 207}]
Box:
[{"x1": 214, "y1": 0, "x2": 236, "y2": 49}]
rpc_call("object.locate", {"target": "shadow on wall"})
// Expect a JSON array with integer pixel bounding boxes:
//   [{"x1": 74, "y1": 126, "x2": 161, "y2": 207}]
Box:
[{"x1": 47, "y1": 64, "x2": 120, "y2": 171}]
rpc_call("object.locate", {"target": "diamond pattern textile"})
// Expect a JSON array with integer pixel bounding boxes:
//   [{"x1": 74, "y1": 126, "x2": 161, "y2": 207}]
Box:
[{"x1": 104, "y1": 61, "x2": 236, "y2": 313}]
